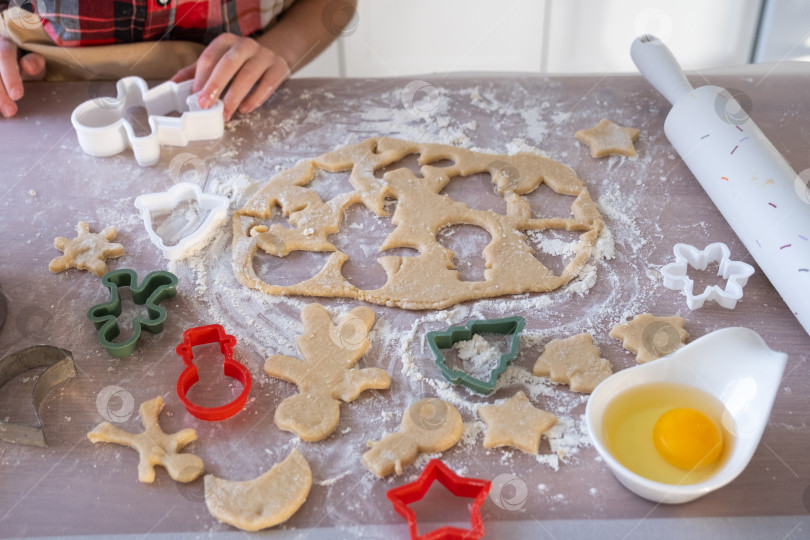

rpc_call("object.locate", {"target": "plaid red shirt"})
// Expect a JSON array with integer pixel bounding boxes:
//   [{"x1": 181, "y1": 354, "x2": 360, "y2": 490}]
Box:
[{"x1": 3, "y1": 0, "x2": 294, "y2": 46}]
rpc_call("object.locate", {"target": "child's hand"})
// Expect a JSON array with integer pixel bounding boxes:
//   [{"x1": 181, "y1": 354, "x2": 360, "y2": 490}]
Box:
[
  {"x1": 0, "y1": 37, "x2": 46, "y2": 118},
  {"x1": 171, "y1": 33, "x2": 290, "y2": 121}
]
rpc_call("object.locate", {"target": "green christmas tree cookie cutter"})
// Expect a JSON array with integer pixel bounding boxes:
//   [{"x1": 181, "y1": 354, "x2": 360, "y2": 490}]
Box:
[
  {"x1": 87, "y1": 269, "x2": 179, "y2": 358},
  {"x1": 426, "y1": 316, "x2": 526, "y2": 395}
]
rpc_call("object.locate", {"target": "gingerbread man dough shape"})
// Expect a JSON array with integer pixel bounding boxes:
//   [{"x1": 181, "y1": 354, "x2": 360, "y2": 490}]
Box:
[
  {"x1": 362, "y1": 397, "x2": 463, "y2": 477},
  {"x1": 264, "y1": 303, "x2": 390, "y2": 442},
  {"x1": 87, "y1": 396, "x2": 203, "y2": 483},
  {"x1": 49, "y1": 221, "x2": 125, "y2": 277}
]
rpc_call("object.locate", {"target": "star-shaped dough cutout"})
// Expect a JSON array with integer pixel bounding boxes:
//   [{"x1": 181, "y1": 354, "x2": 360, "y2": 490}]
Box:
[
  {"x1": 533, "y1": 333, "x2": 612, "y2": 393},
  {"x1": 609, "y1": 313, "x2": 689, "y2": 364},
  {"x1": 87, "y1": 396, "x2": 204, "y2": 483},
  {"x1": 49, "y1": 221, "x2": 125, "y2": 277},
  {"x1": 477, "y1": 391, "x2": 557, "y2": 454},
  {"x1": 575, "y1": 118, "x2": 640, "y2": 158}
]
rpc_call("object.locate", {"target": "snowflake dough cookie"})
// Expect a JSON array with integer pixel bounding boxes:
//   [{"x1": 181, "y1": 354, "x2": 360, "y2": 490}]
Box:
[
  {"x1": 204, "y1": 449, "x2": 312, "y2": 532},
  {"x1": 264, "y1": 303, "x2": 390, "y2": 442},
  {"x1": 362, "y1": 397, "x2": 463, "y2": 477},
  {"x1": 87, "y1": 396, "x2": 203, "y2": 483},
  {"x1": 533, "y1": 333, "x2": 612, "y2": 393},
  {"x1": 233, "y1": 137, "x2": 604, "y2": 309},
  {"x1": 610, "y1": 313, "x2": 689, "y2": 364},
  {"x1": 575, "y1": 118, "x2": 640, "y2": 158},
  {"x1": 49, "y1": 221, "x2": 125, "y2": 277},
  {"x1": 477, "y1": 391, "x2": 557, "y2": 454}
]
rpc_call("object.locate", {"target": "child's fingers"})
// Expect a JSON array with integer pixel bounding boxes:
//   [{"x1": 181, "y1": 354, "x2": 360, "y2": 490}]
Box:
[
  {"x1": 220, "y1": 51, "x2": 282, "y2": 120},
  {"x1": 0, "y1": 38, "x2": 22, "y2": 117},
  {"x1": 237, "y1": 57, "x2": 290, "y2": 116},
  {"x1": 192, "y1": 33, "x2": 240, "y2": 98},
  {"x1": 19, "y1": 53, "x2": 45, "y2": 80},
  {"x1": 197, "y1": 38, "x2": 257, "y2": 110},
  {"x1": 171, "y1": 63, "x2": 196, "y2": 83}
]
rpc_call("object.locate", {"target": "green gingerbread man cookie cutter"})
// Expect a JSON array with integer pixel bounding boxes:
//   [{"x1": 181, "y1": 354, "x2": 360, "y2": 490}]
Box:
[
  {"x1": 87, "y1": 269, "x2": 179, "y2": 358},
  {"x1": 426, "y1": 316, "x2": 526, "y2": 395}
]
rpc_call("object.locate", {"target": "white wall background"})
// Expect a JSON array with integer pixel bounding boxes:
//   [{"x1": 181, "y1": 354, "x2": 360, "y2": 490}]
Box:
[{"x1": 295, "y1": 0, "x2": 810, "y2": 79}]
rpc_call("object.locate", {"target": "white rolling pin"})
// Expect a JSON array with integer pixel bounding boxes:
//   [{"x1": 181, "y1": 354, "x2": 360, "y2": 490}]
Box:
[{"x1": 631, "y1": 35, "x2": 810, "y2": 336}]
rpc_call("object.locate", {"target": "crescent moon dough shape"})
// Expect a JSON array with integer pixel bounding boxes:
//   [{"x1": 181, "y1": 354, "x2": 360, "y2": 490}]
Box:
[
  {"x1": 232, "y1": 137, "x2": 604, "y2": 310},
  {"x1": 204, "y1": 449, "x2": 312, "y2": 531}
]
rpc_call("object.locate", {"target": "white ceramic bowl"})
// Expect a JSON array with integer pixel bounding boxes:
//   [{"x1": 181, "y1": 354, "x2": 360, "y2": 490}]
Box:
[{"x1": 586, "y1": 327, "x2": 787, "y2": 504}]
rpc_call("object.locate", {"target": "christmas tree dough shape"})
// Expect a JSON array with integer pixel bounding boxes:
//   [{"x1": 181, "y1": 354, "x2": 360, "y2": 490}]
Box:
[{"x1": 233, "y1": 137, "x2": 603, "y2": 309}]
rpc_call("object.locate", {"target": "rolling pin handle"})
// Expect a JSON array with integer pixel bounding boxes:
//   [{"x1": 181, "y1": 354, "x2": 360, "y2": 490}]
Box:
[{"x1": 631, "y1": 35, "x2": 694, "y2": 105}]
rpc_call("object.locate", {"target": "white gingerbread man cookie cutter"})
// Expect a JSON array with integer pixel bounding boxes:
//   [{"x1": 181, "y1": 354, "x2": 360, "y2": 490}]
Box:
[
  {"x1": 660, "y1": 242, "x2": 755, "y2": 310},
  {"x1": 71, "y1": 77, "x2": 224, "y2": 167},
  {"x1": 134, "y1": 183, "x2": 229, "y2": 260}
]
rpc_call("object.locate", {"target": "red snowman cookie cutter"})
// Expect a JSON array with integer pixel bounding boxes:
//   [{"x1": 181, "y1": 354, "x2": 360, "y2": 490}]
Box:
[{"x1": 175, "y1": 324, "x2": 252, "y2": 421}]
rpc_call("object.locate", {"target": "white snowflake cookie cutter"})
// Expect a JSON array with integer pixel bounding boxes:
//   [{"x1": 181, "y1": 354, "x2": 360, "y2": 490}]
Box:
[
  {"x1": 660, "y1": 242, "x2": 755, "y2": 310},
  {"x1": 134, "y1": 182, "x2": 229, "y2": 260},
  {"x1": 71, "y1": 77, "x2": 224, "y2": 167}
]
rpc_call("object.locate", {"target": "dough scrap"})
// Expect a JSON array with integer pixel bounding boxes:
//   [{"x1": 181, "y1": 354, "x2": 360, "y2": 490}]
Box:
[
  {"x1": 49, "y1": 221, "x2": 125, "y2": 277},
  {"x1": 609, "y1": 313, "x2": 689, "y2": 364},
  {"x1": 232, "y1": 137, "x2": 603, "y2": 309},
  {"x1": 362, "y1": 397, "x2": 463, "y2": 477},
  {"x1": 575, "y1": 118, "x2": 640, "y2": 158},
  {"x1": 264, "y1": 303, "x2": 390, "y2": 442},
  {"x1": 87, "y1": 396, "x2": 203, "y2": 483},
  {"x1": 204, "y1": 449, "x2": 312, "y2": 532},
  {"x1": 533, "y1": 333, "x2": 612, "y2": 393},
  {"x1": 477, "y1": 391, "x2": 557, "y2": 454}
]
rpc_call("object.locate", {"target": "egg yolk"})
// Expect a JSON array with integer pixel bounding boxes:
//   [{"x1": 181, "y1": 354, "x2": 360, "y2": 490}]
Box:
[{"x1": 652, "y1": 408, "x2": 724, "y2": 470}]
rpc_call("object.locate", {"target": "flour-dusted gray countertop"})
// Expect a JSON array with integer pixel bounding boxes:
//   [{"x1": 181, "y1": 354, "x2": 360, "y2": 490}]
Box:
[{"x1": 0, "y1": 70, "x2": 808, "y2": 539}]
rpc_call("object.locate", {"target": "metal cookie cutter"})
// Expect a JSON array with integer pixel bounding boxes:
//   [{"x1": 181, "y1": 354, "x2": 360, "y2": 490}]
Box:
[
  {"x1": 660, "y1": 242, "x2": 755, "y2": 310},
  {"x1": 87, "y1": 269, "x2": 179, "y2": 358},
  {"x1": 71, "y1": 76, "x2": 224, "y2": 166},
  {"x1": 134, "y1": 182, "x2": 229, "y2": 260},
  {"x1": 175, "y1": 324, "x2": 252, "y2": 421},
  {"x1": 426, "y1": 316, "x2": 525, "y2": 395},
  {"x1": 0, "y1": 346, "x2": 77, "y2": 446},
  {"x1": 386, "y1": 459, "x2": 491, "y2": 540}
]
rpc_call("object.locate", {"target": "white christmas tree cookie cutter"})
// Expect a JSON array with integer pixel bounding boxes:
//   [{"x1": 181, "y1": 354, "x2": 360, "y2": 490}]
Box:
[
  {"x1": 71, "y1": 77, "x2": 224, "y2": 166},
  {"x1": 660, "y1": 242, "x2": 755, "y2": 310},
  {"x1": 134, "y1": 183, "x2": 229, "y2": 260}
]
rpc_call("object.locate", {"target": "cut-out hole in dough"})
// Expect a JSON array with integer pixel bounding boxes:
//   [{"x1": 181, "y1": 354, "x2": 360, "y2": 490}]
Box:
[
  {"x1": 307, "y1": 167, "x2": 354, "y2": 203},
  {"x1": 125, "y1": 105, "x2": 151, "y2": 137},
  {"x1": 329, "y1": 204, "x2": 396, "y2": 290},
  {"x1": 184, "y1": 343, "x2": 247, "y2": 408},
  {"x1": 373, "y1": 154, "x2": 455, "y2": 181},
  {"x1": 253, "y1": 250, "x2": 330, "y2": 287},
  {"x1": 524, "y1": 183, "x2": 577, "y2": 219},
  {"x1": 437, "y1": 224, "x2": 491, "y2": 282},
  {"x1": 523, "y1": 228, "x2": 581, "y2": 276},
  {"x1": 374, "y1": 153, "x2": 423, "y2": 180},
  {"x1": 441, "y1": 174, "x2": 508, "y2": 215},
  {"x1": 150, "y1": 199, "x2": 211, "y2": 247},
  {"x1": 249, "y1": 207, "x2": 295, "y2": 238}
]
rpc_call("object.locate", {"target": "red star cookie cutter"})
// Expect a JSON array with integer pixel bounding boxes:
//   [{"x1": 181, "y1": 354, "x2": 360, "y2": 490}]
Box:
[
  {"x1": 175, "y1": 324, "x2": 252, "y2": 421},
  {"x1": 386, "y1": 459, "x2": 492, "y2": 540}
]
